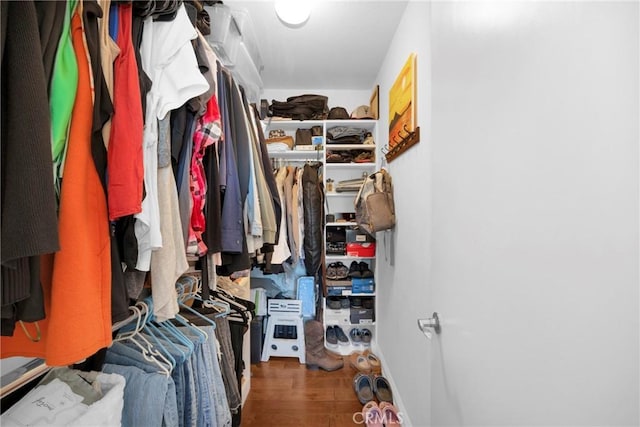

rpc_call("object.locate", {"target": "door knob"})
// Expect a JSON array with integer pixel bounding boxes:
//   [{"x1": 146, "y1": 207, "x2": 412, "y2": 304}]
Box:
[{"x1": 417, "y1": 312, "x2": 441, "y2": 339}]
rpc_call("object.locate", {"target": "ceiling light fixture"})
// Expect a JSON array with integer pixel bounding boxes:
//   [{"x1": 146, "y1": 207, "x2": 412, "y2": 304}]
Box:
[{"x1": 274, "y1": 0, "x2": 311, "y2": 27}]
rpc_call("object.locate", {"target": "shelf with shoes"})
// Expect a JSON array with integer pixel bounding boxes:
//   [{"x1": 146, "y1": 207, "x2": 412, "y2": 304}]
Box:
[{"x1": 301, "y1": 116, "x2": 378, "y2": 357}]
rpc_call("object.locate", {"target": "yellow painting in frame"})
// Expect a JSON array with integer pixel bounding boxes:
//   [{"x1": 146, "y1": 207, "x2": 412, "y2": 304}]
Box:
[{"x1": 388, "y1": 53, "x2": 417, "y2": 153}]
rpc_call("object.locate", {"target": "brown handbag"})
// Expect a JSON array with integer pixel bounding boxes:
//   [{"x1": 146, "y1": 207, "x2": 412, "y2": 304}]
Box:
[{"x1": 355, "y1": 169, "x2": 396, "y2": 236}]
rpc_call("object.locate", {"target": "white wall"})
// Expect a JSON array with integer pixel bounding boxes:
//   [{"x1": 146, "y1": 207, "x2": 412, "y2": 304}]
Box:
[
  {"x1": 428, "y1": 2, "x2": 639, "y2": 425},
  {"x1": 261, "y1": 88, "x2": 372, "y2": 115},
  {"x1": 373, "y1": 2, "x2": 432, "y2": 426},
  {"x1": 374, "y1": 1, "x2": 639, "y2": 426}
]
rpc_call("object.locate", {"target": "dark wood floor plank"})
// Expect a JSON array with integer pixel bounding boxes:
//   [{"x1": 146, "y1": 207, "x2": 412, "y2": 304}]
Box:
[{"x1": 244, "y1": 357, "x2": 366, "y2": 426}]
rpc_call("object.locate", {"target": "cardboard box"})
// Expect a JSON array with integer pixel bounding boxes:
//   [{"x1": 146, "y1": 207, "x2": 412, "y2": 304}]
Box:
[
  {"x1": 352, "y1": 278, "x2": 375, "y2": 294},
  {"x1": 326, "y1": 280, "x2": 352, "y2": 296},
  {"x1": 350, "y1": 308, "x2": 375, "y2": 324},
  {"x1": 346, "y1": 242, "x2": 376, "y2": 257},
  {"x1": 346, "y1": 228, "x2": 376, "y2": 244}
]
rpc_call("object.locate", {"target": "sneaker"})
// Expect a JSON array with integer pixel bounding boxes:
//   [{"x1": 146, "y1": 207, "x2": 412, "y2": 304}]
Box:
[
  {"x1": 334, "y1": 325, "x2": 350, "y2": 346},
  {"x1": 362, "y1": 297, "x2": 374, "y2": 309},
  {"x1": 327, "y1": 297, "x2": 342, "y2": 310},
  {"x1": 349, "y1": 328, "x2": 362, "y2": 344},
  {"x1": 326, "y1": 326, "x2": 338, "y2": 348},
  {"x1": 340, "y1": 297, "x2": 350, "y2": 309},
  {"x1": 326, "y1": 263, "x2": 338, "y2": 280},
  {"x1": 361, "y1": 328, "x2": 372, "y2": 344},
  {"x1": 334, "y1": 262, "x2": 349, "y2": 280},
  {"x1": 359, "y1": 261, "x2": 374, "y2": 278},
  {"x1": 350, "y1": 297, "x2": 363, "y2": 308},
  {"x1": 348, "y1": 261, "x2": 362, "y2": 278}
]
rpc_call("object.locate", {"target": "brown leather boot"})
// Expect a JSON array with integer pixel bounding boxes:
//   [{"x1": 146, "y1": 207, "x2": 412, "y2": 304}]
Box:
[{"x1": 304, "y1": 320, "x2": 344, "y2": 371}]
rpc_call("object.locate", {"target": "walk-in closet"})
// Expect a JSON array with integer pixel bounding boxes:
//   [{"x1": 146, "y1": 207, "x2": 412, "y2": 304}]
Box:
[{"x1": 1, "y1": 1, "x2": 638, "y2": 427}]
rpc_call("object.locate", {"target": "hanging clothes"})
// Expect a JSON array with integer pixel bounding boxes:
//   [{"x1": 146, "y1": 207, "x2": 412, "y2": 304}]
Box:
[
  {"x1": 45, "y1": 4, "x2": 114, "y2": 365},
  {"x1": 107, "y1": 3, "x2": 144, "y2": 221},
  {"x1": 0, "y1": 0, "x2": 59, "y2": 336},
  {"x1": 50, "y1": 0, "x2": 79, "y2": 200},
  {"x1": 272, "y1": 167, "x2": 292, "y2": 264},
  {"x1": 82, "y1": 0, "x2": 130, "y2": 324},
  {"x1": 34, "y1": 1, "x2": 66, "y2": 94},
  {"x1": 97, "y1": 0, "x2": 119, "y2": 148},
  {"x1": 135, "y1": 2, "x2": 209, "y2": 274},
  {"x1": 283, "y1": 166, "x2": 298, "y2": 264}
]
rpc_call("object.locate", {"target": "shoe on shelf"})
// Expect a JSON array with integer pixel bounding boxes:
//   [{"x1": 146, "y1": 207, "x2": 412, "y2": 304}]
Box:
[
  {"x1": 353, "y1": 373, "x2": 375, "y2": 405},
  {"x1": 349, "y1": 327, "x2": 362, "y2": 344},
  {"x1": 373, "y1": 375, "x2": 393, "y2": 403},
  {"x1": 327, "y1": 296, "x2": 342, "y2": 310},
  {"x1": 334, "y1": 325, "x2": 350, "y2": 346},
  {"x1": 361, "y1": 328, "x2": 372, "y2": 344},
  {"x1": 362, "y1": 297, "x2": 374, "y2": 309},
  {"x1": 326, "y1": 263, "x2": 338, "y2": 280},
  {"x1": 350, "y1": 296, "x2": 363, "y2": 308},
  {"x1": 334, "y1": 262, "x2": 349, "y2": 280},
  {"x1": 325, "y1": 325, "x2": 338, "y2": 348},
  {"x1": 359, "y1": 261, "x2": 374, "y2": 278},
  {"x1": 348, "y1": 261, "x2": 362, "y2": 278},
  {"x1": 340, "y1": 297, "x2": 350, "y2": 309}
]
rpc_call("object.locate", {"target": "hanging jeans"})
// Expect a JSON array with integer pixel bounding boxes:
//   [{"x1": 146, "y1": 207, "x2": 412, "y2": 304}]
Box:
[
  {"x1": 101, "y1": 363, "x2": 167, "y2": 427},
  {"x1": 214, "y1": 317, "x2": 242, "y2": 414},
  {"x1": 104, "y1": 342, "x2": 179, "y2": 427},
  {"x1": 201, "y1": 325, "x2": 232, "y2": 427},
  {"x1": 178, "y1": 326, "x2": 215, "y2": 427}
]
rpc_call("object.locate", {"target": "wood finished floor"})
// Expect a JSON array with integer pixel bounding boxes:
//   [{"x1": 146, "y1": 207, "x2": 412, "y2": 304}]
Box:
[{"x1": 242, "y1": 357, "x2": 363, "y2": 426}]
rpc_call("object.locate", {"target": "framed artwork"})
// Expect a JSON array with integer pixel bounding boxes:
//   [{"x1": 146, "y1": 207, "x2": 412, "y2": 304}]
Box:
[
  {"x1": 386, "y1": 53, "x2": 420, "y2": 162},
  {"x1": 369, "y1": 85, "x2": 379, "y2": 120}
]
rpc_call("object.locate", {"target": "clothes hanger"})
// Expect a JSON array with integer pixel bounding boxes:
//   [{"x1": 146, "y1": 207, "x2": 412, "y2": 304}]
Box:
[
  {"x1": 134, "y1": 301, "x2": 176, "y2": 372},
  {"x1": 140, "y1": 296, "x2": 196, "y2": 353},
  {"x1": 113, "y1": 305, "x2": 172, "y2": 376},
  {"x1": 137, "y1": 301, "x2": 178, "y2": 368},
  {"x1": 177, "y1": 274, "x2": 231, "y2": 319}
]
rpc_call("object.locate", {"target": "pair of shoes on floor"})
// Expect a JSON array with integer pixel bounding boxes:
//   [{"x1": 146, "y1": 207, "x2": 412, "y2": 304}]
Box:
[
  {"x1": 349, "y1": 327, "x2": 372, "y2": 345},
  {"x1": 325, "y1": 325, "x2": 349, "y2": 347},
  {"x1": 361, "y1": 401, "x2": 402, "y2": 426},
  {"x1": 326, "y1": 261, "x2": 349, "y2": 280},
  {"x1": 349, "y1": 349, "x2": 380, "y2": 374},
  {"x1": 348, "y1": 261, "x2": 374, "y2": 278},
  {"x1": 353, "y1": 371, "x2": 393, "y2": 404}
]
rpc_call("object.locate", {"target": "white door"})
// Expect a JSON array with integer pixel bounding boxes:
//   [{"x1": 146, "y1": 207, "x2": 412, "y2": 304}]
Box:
[{"x1": 427, "y1": 2, "x2": 638, "y2": 426}]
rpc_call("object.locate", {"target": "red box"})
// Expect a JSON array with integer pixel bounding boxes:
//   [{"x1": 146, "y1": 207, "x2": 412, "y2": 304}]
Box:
[{"x1": 346, "y1": 242, "x2": 376, "y2": 257}]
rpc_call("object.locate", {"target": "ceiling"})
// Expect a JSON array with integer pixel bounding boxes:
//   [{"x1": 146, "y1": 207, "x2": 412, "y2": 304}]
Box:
[{"x1": 223, "y1": 1, "x2": 409, "y2": 90}]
